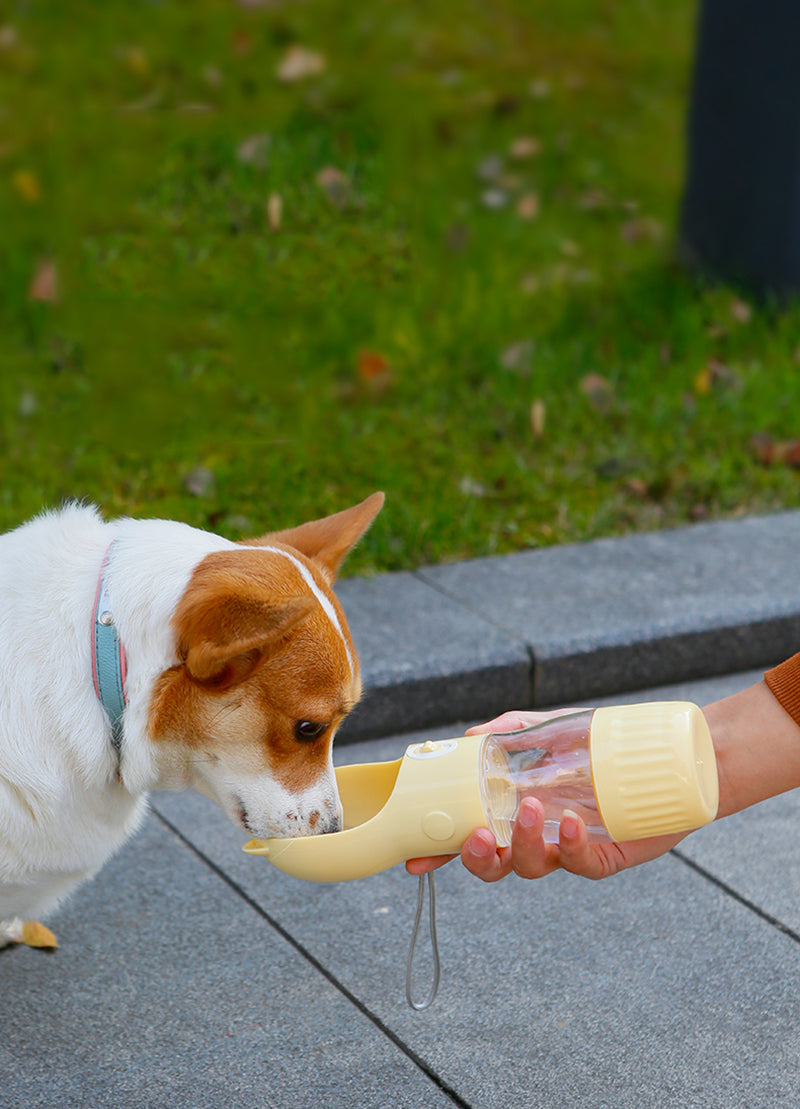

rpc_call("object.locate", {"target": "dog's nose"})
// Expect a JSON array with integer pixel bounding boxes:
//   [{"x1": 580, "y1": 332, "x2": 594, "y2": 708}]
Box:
[{"x1": 307, "y1": 807, "x2": 342, "y2": 835}]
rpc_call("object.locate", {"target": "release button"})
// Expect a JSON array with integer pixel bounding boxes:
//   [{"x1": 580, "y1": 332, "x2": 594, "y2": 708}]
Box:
[{"x1": 421, "y1": 810, "x2": 456, "y2": 841}]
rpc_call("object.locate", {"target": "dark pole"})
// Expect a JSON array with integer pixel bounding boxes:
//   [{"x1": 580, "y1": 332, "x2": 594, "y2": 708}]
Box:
[{"x1": 679, "y1": 0, "x2": 800, "y2": 298}]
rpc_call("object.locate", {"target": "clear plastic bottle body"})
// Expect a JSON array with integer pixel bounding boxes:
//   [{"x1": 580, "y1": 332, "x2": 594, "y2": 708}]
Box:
[{"x1": 484, "y1": 711, "x2": 611, "y2": 845}]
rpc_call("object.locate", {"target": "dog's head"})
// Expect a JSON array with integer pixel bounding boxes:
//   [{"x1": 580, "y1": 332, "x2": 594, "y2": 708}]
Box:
[{"x1": 148, "y1": 493, "x2": 384, "y2": 838}]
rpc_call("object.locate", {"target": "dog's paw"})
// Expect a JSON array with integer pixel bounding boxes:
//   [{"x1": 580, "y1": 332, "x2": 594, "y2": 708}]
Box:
[
  {"x1": 0, "y1": 917, "x2": 24, "y2": 948},
  {"x1": 0, "y1": 917, "x2": 58, "y2": 949}
]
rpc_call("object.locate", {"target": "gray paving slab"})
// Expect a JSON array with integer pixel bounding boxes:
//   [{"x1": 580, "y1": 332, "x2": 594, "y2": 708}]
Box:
[
  {"x1": 143, "y1": 667, "x2": 800, "y2": 1109},
  {"x1": 336, "y1": 571, "x2": 530, "y2": 741},
  {"x1": 0, "y1": 815, "x2": 458, "y2": 1109},
  {"x1": 338, "y1": 511, "x2": 800, "y2": 738}
]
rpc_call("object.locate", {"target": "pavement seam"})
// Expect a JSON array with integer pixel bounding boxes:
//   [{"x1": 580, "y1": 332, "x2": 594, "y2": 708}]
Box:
[
  {"x1": 671, "y1": 847, "x2": 800, "y2": 944},
  {"x1": 151, "y1": 807, "x2": 473, "y2": 1109}
]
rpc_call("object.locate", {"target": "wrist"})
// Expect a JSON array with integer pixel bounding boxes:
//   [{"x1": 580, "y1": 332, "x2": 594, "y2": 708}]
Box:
[{"x1": 702, "y1": 679, "x2": 800, "y2": 820}]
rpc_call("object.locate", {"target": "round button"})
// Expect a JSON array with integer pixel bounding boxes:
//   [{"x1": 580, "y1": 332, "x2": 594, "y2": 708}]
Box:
[{"x1": 421, "y1": 810, "x2": 456, "y2": 841}]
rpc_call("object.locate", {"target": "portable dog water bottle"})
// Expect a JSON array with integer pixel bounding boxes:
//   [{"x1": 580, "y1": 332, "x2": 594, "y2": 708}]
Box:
[{"x1": 243, "y1": 701, "x2": 719, "y2": 880}]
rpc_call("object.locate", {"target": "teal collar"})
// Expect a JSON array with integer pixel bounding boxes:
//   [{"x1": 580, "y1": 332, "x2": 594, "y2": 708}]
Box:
[{"x1": 91, "y1": 542, "x2": 127, "y2": 757}]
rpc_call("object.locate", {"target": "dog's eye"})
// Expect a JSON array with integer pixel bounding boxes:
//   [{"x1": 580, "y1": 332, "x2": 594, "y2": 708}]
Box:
[{"x1": 295, "y1": 720, "x2": 327, "y2": 743}]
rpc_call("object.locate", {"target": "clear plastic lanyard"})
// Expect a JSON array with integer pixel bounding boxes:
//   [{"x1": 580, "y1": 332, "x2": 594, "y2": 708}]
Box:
[{"x1": 405, "y1": 873, "x2": 441, "y2": 1011}]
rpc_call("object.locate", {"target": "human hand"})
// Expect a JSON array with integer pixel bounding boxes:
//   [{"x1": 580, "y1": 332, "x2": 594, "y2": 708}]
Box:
[{"x1": 405, "y1": 709, "x2": 689, "y2": 882}]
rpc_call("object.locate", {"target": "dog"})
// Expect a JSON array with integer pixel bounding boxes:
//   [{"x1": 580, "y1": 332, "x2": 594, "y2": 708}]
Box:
[{"x1": 0, "y1": 492, "x2": 383, "y2": 946}]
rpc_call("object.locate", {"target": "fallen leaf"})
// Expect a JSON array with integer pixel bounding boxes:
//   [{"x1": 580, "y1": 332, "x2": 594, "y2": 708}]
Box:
[
  {"x1": 183, "y1": 466, "x2": 216, "y2": 498},
  {"x1": 624, "y1": 477, "x2": 649, "y2": 499},
  {"x1": 580, "y1": 373, "x2": 615, "y2": 413},
  {"x1": 730, "y1": 298, "x2": 752, "y2": 324},
  {"x1": 748, "y1": 433, "x2": 800, "y2": 468},
  {"x1": 481, "y1": 188, "x2": 508, "y2": 209},
  {"x1": 516, "y1": 192, "x2": 539, "y2": 220},
  {"x1": 316, "y1": 166, "x2": 351, "y2": 208},
  {"x1": 696, "y1": 358, "x2": 740, "y2": 394},
  {"x1": 509, "y1": 136, "x2": 541, "y2": 160},
  {"x1": 12, "y1": 169, "x2": 40, "y2": 202},
  {"x1": 267, "y1": 192, "x2": 282, "y2": 230},
  {"x1": 621, "y1": 217, "x2": 664, "y2": 244},
  {"x1": 237, "y1": 133, "x2": 270, "y2": 167},
  {"x1": 0, "y1": 25, "x2": 18, "y2": 50},
  {"x1": 231, "y1": 29, "x2": 254, "y2": 56},
  {"x1": 356, "y1": 349, "x2": 393, "y2": 395},
  {"x1": 459, "y1": 476, "x2": 488, "y2": 498},
  {"x1": 500, "y1": 340, "x2": 534, "y2": 372},
  {"x1": 18, "y1": 390, "x2": 37, "y2": 417},
  {"x1": 357, "y1": 349, "x2": 388, "y2": 379},
  {"x1": 530, "y1": 399, "x2": 545, "y2": 439},
  {"x1": 21, "y1": 920, "x2": 58, "y2": 948},
  {"x1": 124, "y1": 47, "x2": 149, "y2": 77},
  {"x1": 276, "y1": 45, "x2": 326, "y2": 82},
  {"x1": 694, "y1": 368, "x2": 712, "y2": 396},
  {"x1": 749, "y1": 432, "x2": 776, "y2": 465},
  {"x1": 28, "y1": 258, "x2": 58, "y2": 302},
  {"x1": 784, "y1": 441, "x2": 800, "y2": 468}
]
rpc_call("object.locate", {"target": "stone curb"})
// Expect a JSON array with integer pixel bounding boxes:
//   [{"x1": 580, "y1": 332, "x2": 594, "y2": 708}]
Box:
[{"x1": 336, "y1": 509, "x2": 800, "y2": 742}]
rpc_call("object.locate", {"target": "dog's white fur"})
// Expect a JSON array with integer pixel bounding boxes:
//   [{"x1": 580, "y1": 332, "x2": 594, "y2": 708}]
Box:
[{"x1": 0, "y1": 501, "x2": 374, "y2": 934}]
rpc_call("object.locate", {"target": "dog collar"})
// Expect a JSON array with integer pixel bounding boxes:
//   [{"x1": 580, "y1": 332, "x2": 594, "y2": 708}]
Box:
[{"x1": 91, "y1": 541, "x2": 128, "y2": 756}]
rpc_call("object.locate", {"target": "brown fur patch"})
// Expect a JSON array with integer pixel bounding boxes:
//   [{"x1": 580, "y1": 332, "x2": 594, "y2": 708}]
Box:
[{"x1": 147, "y1": 545, "x2": 361, "y2": 795}]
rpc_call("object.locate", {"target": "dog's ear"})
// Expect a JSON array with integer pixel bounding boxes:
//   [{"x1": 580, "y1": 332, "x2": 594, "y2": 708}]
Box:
[
  {"x1": 177, "y1": 585, "x2": 315, "y2": 689},
  {"x1": 243, "y1": 492, "x2": 385, "y2": 583}
]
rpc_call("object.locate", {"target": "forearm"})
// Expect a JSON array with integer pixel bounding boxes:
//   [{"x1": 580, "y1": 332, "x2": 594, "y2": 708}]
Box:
[{"x1": 703, "y1": 679, "x2": 800, "y2": 820}]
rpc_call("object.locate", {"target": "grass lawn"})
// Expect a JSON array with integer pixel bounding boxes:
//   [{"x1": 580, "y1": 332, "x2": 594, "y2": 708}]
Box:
[{"x1": 2, "y1": 0, "x2": 799, "y2": 575}]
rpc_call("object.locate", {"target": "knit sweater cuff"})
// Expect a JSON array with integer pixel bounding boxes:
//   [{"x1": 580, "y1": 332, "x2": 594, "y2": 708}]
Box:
[{"x1": 764, "y1": 652, "x2": 800, "y2": 727}]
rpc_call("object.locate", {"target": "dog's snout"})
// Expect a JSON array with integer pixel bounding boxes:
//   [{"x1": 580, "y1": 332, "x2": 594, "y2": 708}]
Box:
[{"x1": 311, "y1": 808, "x2": 342, "y2": 835}]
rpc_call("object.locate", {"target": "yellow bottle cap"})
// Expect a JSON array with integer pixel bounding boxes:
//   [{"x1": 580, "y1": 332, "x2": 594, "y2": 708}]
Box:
[{"x1": 589, "y1": 702, "x2": 719, "y2": 841}]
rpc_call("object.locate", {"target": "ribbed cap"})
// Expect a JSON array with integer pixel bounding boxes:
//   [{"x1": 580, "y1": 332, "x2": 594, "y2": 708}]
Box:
[{"x1": 589, "y1": 702, "x2": 718, "y2": 842}]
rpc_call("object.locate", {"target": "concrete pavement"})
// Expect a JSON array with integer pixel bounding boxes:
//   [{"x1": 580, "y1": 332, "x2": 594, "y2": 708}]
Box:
[{"x1": 3, "y1": 512, "x2": 800, "y2": 1108}]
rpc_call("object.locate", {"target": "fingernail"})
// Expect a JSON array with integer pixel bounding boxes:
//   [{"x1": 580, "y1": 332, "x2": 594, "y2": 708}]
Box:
[
  {"x1": 470, "y1": 832, "x2": 493, "y2": 858},
  {"x1": 561, "y1": 810, "x2": 580, "y2": 839},
  {"x1": 517, "y1": 798, "x2": 539, "y2": 829}
]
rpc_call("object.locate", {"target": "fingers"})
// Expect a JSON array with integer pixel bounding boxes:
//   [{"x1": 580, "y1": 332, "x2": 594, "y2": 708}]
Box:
[
  {"x1": 460, "y1": 829, "x2": 515, "y2": 882},
  {"x1": 405, "y1": 853, "x2": 457, "y2": 875},
  {"x1": 555, "y1": 809, "x2": 610, "y2": 880},
  {"x1": 465, "y1": 711, "x2": 541, "y2": 735},
  {"x1": 465, "y1": 707, "x2": 589, "y2": 736},
  {"x1": 504, "y1": 797, "x2": 561, "y2": 878}
]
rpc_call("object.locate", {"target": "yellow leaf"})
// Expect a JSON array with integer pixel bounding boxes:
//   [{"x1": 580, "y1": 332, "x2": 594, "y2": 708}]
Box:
[
  {"x1": 124, "y1": 47, "x2": 149, "y2": 77},
  {"x1": 694, "y1": 368, "x2": 712, "y2": 396},
  {"x1": 21, "y1": 920, "x2": 58, "y2": 948},
  {"x1": 12, "y1": 169, "x2": 40, "y2": 202}
]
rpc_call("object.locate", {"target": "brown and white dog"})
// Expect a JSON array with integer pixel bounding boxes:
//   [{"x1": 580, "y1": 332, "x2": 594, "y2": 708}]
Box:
[{"x1": 0, "y1": 493, "x2": 383, "y2": 944}]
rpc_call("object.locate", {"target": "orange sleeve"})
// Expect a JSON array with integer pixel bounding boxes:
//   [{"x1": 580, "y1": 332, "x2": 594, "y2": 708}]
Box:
[{"x1": 764, "y1": 652, "x2": 800, "y2": 727}]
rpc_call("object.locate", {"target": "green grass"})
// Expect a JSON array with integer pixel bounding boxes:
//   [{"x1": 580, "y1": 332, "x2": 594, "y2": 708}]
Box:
[{"x1": 2, "y1": 0, "x2": 800, "y2": 575}]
